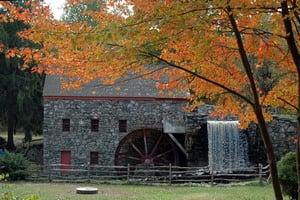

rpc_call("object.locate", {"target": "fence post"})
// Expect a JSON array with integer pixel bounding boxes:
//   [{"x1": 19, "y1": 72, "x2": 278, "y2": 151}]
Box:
[
  {"x1": 210, "y1": 167, "x2": 214, "y2": 186},
  {"x1": 87, "y1": 163, "x2": 91, "y2": 183},
  {"x1": 169, "y1": 163, "x2": 172, "y2": 185},
  {"x1": 127, "y1": 164, "x2": 130, "y2": 183},
  {"x1": 258, "y1": 163, "x2": 263, "y2": 184}
]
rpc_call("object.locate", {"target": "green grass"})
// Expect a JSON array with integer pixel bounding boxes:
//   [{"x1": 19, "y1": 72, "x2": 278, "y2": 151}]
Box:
[
  {"x1": 0, "y1": 132, "x2": 42, "y2": 146},
  {"x1": 0, "y1": 182, "x2": 287, "y2": 200}
]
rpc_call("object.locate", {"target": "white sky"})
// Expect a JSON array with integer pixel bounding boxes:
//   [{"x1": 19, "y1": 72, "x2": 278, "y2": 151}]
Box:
[{"x1": 44, "y1": 0, "x2": 66, "y2": 20}]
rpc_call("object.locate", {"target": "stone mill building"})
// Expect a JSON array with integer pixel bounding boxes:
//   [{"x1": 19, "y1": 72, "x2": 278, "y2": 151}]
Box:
[{"x1": 43, "y1": 75, "x2": 297, "y2": 171}]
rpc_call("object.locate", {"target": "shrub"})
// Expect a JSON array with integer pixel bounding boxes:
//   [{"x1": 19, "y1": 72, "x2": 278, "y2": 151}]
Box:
[
  {"x1": 0, "y1": 137, "x2": 6, "y2": 149},
  {"x1": 0, "y1": 151, "x2": 31, "y2": 181},
  {"x1": 0, "y1": 181, "x2": 40, "y2": 200},
  {"x1": 278, "y1": 152, "x2": 297, "y2": 200},
  {"x1": 0, "y1": 191, "x2": 39, "y2": 200}
]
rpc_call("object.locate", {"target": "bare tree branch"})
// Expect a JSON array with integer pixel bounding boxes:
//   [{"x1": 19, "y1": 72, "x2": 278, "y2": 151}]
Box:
[
  {"x1": 140, "y1": 51, "x2": 255, "y2": 106},
  {"x1": 278, "y1": 97, "x2": 299, "y2": 111}
]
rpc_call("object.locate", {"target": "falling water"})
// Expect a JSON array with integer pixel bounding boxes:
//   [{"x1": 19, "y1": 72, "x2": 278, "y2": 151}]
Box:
[{"x1": 207, "y1": 121, "x2": 249, "y2": 171}]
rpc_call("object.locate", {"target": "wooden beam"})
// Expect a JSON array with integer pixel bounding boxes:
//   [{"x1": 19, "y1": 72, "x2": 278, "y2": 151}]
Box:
[{"x1": 167, "y1": 133, "x2": 188, "y2": 158}]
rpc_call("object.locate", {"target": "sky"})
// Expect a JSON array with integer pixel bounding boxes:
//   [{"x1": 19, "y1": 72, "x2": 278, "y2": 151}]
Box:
[{"x1": 44, "y1": 0, "x2": 66, "y2": 20}]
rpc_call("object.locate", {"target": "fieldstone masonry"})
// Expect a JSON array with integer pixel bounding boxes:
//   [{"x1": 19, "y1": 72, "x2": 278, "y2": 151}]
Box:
[
  {"x1": 43, "y1": 99, "x2": 187, "y2": 166},
  {"x1": 246, "y1": 115, "x2": 297, "y2": 165},
  {"x1": 44, "y1": 98, "x2": 297, "y2": 167},
  {"x1": 268, "y1": 115, "x2": 297, "y2": 157}
]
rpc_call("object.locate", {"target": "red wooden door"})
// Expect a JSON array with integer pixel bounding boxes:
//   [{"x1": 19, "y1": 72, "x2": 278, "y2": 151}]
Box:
[{"x1": 60, "y1": 151, "x2": 71, "y2": 175}]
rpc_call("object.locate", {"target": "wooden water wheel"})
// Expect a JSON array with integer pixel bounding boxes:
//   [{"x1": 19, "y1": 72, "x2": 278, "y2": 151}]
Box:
[{"x1": 115, "y1": 129, "x2": 179, "y2": 166}]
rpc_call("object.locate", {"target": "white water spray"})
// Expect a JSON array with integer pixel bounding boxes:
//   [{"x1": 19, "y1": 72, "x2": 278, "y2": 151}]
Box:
[{"x1": 207, "y1": 121, "x2": 248, "y2": 171}]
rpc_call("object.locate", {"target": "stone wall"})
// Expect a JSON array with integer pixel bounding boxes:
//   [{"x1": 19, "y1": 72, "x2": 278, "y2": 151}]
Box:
[
  {"x1": 185, "y1": 107, "x2": 212, "y2": 167},
  {"x1": 269, "y1": 115, "x2": 297, "y2": 158},
  {"x1": 246, "y1": 115, "x2": 297, "y2": 165},
  {"x1": 44, "y1": 98, "x2": 297, "y2": 167},
  {"x1": 43, "y1": 99, "x2": 186, "y2": 166}
]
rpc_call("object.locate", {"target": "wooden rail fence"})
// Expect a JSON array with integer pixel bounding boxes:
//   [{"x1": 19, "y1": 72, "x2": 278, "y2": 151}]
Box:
[{"x1": 28, "y1": 164, "x2": 269, "y2": 184}]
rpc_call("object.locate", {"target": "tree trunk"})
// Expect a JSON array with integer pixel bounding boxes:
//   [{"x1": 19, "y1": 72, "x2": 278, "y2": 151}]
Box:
[
  {"x1": 6, "y1": 111, "x2": 16, "y2": 151},
  {"x1": 297, "y1": 79, "x2": 300, "y2": 200},
  {"x1": 255, "y1": 107, "x2": 283, "y2": 200},
  {"x1": 226, "y1": 5, "x2": 283, "y2": 199},
  {"x1": 6, "y1": 86, "x2": 17, "y2": 151},
  {"x1": 280, "y1": 1, "x2": 300, "y2": 198},
  {"x1": 24, "y1": 126, "x2": 32, "y2": 142},
  {"x1": 13, "y1": 122, "x2": 17, "y2": 135}
]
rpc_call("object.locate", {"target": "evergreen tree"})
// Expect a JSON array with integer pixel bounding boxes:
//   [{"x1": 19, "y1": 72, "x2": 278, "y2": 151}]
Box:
[{"x1": 0, "y1": 1, "x2": 44, "y2": 150}]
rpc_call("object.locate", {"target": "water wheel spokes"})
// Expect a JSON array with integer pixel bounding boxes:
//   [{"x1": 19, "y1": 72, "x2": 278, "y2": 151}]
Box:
[
  {"x1": 143, "y1": 129, "x2": 148, "y2": 156},
  {"x1": 150, "y1": 134, "x2": 163, "y2": 157},
  {"x1": 115, "y1": 129, "x2": 179, "y2": 167},
  {"x1": 118, "y1": 153, "x2": 142, "y2": 161},
  {"x1": 130, "y1": 141, "x2": 143, "y2": 157},
  {"x1": 153, "y1": 148, "x2": 174, "y2": 159}
]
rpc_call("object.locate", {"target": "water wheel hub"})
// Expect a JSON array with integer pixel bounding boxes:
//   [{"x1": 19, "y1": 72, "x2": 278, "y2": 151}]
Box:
[{"x1": 144, "y1": 158, "x2": 153, "y2": 165}]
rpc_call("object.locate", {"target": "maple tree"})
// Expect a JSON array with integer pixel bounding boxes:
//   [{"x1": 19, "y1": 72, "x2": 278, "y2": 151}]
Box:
[{"x1": 1, "y1": 0, "x2": 299, "y2": 199}]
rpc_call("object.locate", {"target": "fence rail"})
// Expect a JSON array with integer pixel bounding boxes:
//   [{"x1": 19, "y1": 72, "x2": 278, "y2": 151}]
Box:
[{"x1": 28, "y1": 164, "x2": 269, "y2": 184}]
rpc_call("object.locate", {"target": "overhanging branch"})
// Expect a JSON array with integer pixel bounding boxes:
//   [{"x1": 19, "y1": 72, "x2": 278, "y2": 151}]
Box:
[
  {"x1": 226, "y1": 5, "x2": 261, "y2": 109},
  {"x1": 278, "y1": 97, "x2": 299, "y2": 111},
  {"x1": 141, "y1": 51, "x2": 254, "y2": 106}
]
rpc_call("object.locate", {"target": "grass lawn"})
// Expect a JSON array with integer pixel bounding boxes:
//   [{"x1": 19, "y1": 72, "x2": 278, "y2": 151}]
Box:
[
  {"x1": 0, "y1": 132, "x2": 42, "y2": 146},
  {"x1": 0, "y1": 182, "x2": 287, "y2": 200}
]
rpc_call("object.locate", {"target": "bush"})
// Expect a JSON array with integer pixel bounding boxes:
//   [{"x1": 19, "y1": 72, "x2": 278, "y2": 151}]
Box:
[
  {"x1": 0, "y1": 137, "x2": 6, "y2": 149},
  {"x1": 278, "y1": 152, "x2": 297, "y2": 200},
  {"x1": 0, "y1": 190, "x2": 39, "y2": 200},
  {"x1": 0, "y1": 181, "x2": 40, "y2": 200},
  {"x1": 0, "y1": 151, "x2": 31, "y2": 181}
]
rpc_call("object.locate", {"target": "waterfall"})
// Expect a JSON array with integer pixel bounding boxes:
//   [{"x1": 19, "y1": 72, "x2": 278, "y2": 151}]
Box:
[{"x1": 207, "y1": 121, "x2": 248, "y2": 171}]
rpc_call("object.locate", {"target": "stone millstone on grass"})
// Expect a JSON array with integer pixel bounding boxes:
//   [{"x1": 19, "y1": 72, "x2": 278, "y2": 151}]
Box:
[{"x1": 76, "y1": 187, "x2": 98, "y2": 194}]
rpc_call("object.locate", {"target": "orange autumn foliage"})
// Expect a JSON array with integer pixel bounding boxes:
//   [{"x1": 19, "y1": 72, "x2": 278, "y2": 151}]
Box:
[{"x1": 2, "y1": 0, "x2": 298, "y2": 129}]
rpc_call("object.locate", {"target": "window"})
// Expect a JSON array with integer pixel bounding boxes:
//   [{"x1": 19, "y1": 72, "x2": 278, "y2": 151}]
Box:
[
  {"x1": 91, "y1": 119, "x2": 99, "y2": 132},
  {"x1": 119, "y1": 120, "x2": 127, "y2": 132},
  {"x1": 90, "y1": 152, "x2": 99, "y2": 165},
  {"x1": 62, "y1": 119, "x2": 70, "y2": 132}
]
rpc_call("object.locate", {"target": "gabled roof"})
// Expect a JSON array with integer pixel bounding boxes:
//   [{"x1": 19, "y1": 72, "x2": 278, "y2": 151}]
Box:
[{"x1": 43, "y1": 74, "x2": 187, "y2": 99}]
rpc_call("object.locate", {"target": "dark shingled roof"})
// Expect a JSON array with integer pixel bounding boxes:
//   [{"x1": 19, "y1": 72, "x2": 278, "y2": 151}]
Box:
[{"x1": 43, "y1": 74, "x2": 187, "y2": 98}]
